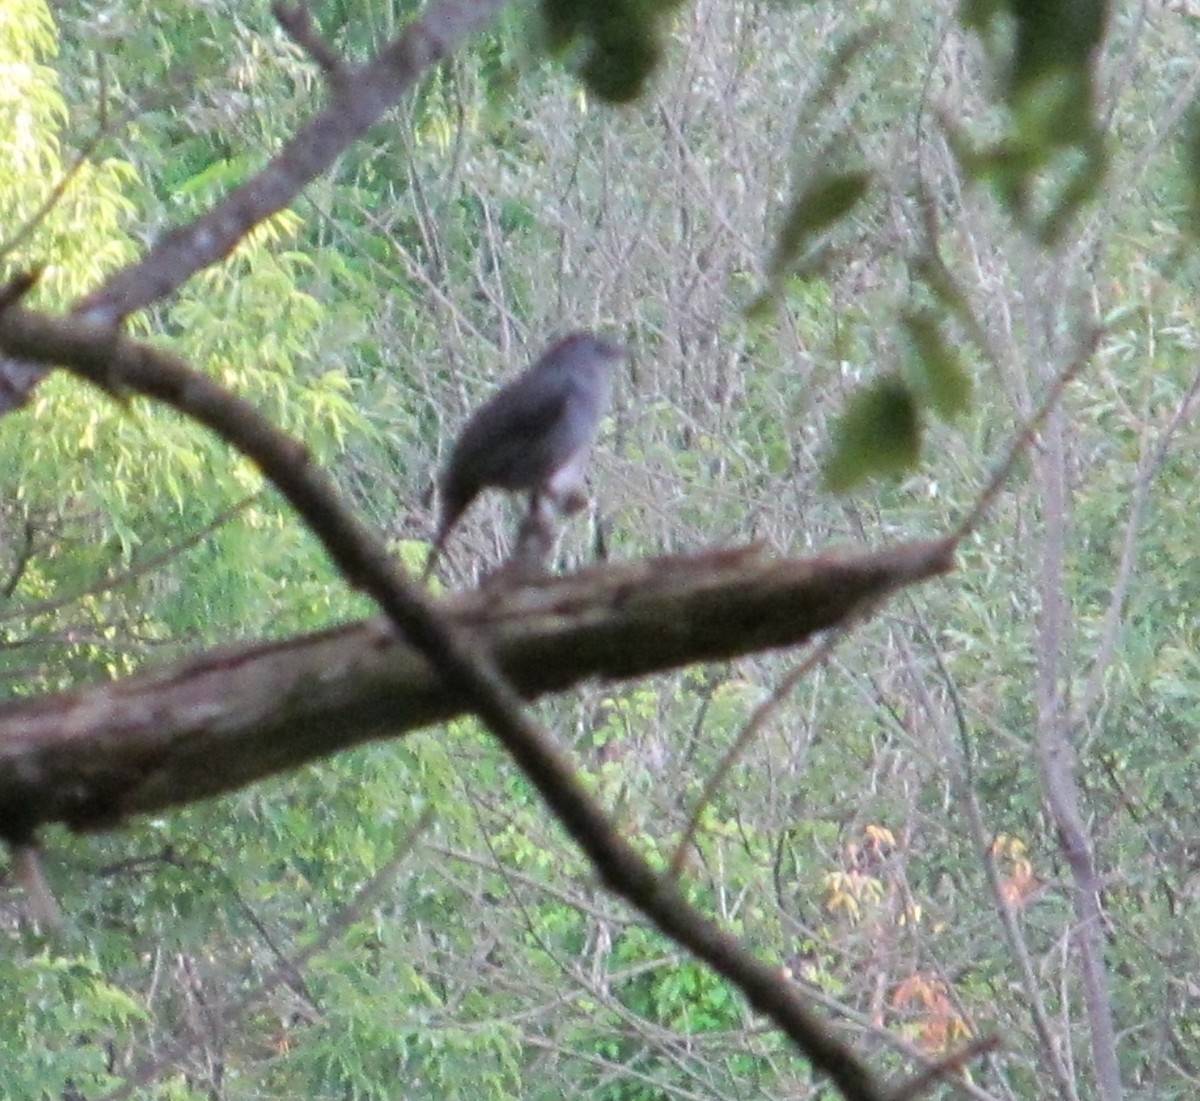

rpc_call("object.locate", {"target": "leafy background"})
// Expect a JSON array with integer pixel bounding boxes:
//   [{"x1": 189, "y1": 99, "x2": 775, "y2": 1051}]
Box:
[{"x1": 3, "y1": 0, "x2": 1200, "y2": 1098}]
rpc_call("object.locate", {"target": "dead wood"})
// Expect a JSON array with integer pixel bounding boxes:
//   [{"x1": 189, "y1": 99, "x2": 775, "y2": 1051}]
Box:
[{"x1": 0, "y1": 538, "x2": 953, "y2": 840}]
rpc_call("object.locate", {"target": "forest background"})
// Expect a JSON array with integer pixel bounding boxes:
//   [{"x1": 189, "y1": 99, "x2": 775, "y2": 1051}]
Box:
[{"x1": 2, "y1": 0, "x2": 1199, "y2": 1099}]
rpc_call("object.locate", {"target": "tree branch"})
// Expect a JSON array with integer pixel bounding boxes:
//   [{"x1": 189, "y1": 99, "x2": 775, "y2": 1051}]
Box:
[
  {"x1": 0, "y1": 300, "x2": 943, "y2": 1101},
  {"x1": 0, "y1": 0, "x2": 507, "y2": 410},
  {"x1": 81, "y1": 0, "x2": 504, "y2": 324},
  {"x1": 0, "y1": 538, "x2": 953, "y2": 836}
]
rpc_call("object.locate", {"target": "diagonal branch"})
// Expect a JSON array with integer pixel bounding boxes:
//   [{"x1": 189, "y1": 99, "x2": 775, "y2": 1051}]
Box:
[
  {"x1": 0, "y1": 0, "x2": 507, "y2": 410},
  {"x1": 80, "y1": 0, "x2": 505, "y2": 324},
  {"x1": 0, "y1": 301, "x2": 923, "y2": 1101}
]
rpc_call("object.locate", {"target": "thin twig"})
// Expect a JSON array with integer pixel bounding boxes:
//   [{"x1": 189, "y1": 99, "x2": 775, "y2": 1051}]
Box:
[
  {"x1": 0, "y1": 0, "x2": 509, "y2": 412},
  {"x1": 1, "y1": 519, "x2": 35, "y2": 599},
  {"x1": 669, "y1": 628, "x2": 846, "y2": 878},
  {"x1": 0, "y1": 125, "x2": 102, "y2": 264},
  {"x1": 1077, "y1": 361, "x2": 1200, "y2": 724},
  {"x1": 272, "y1": 3, "x2": 349, "y2": 89},
  {"x1": 10, "y1": 843, "x2": 63, "y2": 930},
  {"x1": 97, "y1": 809, "x2": 434, "y2": 1101},
  {"x1": 913, "y1": 613, "x2": 1080, "y2": 1101},
  {"x1": 78, "y1": 0, "x2": 508, "y2": 326},
  {"x1": 889, "y1": 1035, "x2": 1003, "y2": 1101},
  {"x1": 953, "y1": 326, "x2": 1100, "y2": 543},
  {"x1": 0, "y1": 494, "x2": 258, "y2": 625}
]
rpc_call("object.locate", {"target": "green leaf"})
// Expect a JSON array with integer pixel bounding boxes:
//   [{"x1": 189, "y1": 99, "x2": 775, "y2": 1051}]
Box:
[
  {"x1": 901, "y1": 310, "x2": 972, "y2": 419},
  {"x1": 956, "y1": 0, "x2": 1108, "y2": 239},
  {"x1": 1009, "y1": 0, "x2": 1109, "y2": 98},
  {"x1": 823, "y1": 376, "x2": 921, "y2": 492},
  {"x1": 581, "y1": 23, "x2": 662, "y2": 104},
  {"x1": 540, "y1": 0, "x2": 677, "y2": 103},
  {"x1": 769, "y1": 170, "x2": 871, "y2": 278},
  {"x1": 958, "y1": 0, "x2": 1002, "y2": 33},
  {"x1": 174, "y1": 156, "x2": 254, "y2": 200}
]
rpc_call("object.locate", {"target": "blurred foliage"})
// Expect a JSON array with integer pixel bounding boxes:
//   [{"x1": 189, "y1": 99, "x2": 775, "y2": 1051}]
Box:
[
  {"x1": 541, "y1": 0, "x2": 685, "y2": 103},
  {"x1": 823, "y1": 375, "x2": 921, "y2": 492},
  {"x1": 953, "y1": 0, "x2": 1109, "y2": 242}
]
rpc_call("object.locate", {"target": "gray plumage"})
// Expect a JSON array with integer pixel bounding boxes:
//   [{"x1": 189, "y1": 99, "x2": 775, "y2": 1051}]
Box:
[{"x1": 424, "y1": 331, "x2": 628, "y2": 579}]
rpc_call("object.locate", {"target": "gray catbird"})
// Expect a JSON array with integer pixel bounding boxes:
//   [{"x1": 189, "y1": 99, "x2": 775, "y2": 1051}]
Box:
[{"x1": 423, "y1": 331, "x2": 628, "y2": 580}]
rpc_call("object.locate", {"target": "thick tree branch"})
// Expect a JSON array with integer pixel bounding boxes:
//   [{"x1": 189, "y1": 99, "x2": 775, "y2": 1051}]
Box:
[{"x1": 0, "y1": 539, "x2": 953, "y2": 836}]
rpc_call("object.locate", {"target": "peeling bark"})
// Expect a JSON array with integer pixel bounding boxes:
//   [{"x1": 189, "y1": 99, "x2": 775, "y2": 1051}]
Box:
[{"x1": 0, "y1": 539, "x2": 953, "y2": 839}]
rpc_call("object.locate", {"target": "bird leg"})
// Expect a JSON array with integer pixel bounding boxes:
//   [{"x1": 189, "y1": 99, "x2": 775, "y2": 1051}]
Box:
[
  {"x1": 544, "y1": 450, "x2": 590, "y2": 515},
  {"x1": 478, "y1": 493, "x2": 562, "y2": 587}
]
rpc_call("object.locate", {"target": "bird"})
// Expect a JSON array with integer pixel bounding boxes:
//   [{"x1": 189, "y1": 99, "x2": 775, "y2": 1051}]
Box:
[{"x1": 422, "y1": 331, "x2": 629, "y2": 581}]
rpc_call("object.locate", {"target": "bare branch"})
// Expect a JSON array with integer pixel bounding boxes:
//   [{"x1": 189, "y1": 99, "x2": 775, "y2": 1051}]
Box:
[
  {"x1": 0, "y1": 518, "x2": 35, "y2": 599},
  {"x1": 0, "y1": 0, "x2": 507, "y2": 411},
  {"x1": 669, "y1": 628, "x2": 846, "y2": 878},
  {"x1": 0, "y1": 120, "x2": 112, "y2": 266},
  {"x1": 889, "y1": 1035, "x2": 1003, "y2": 1101},
  {"x1": 1035, "y1": 400, "x2": 1123, "y2": 1101},
  {"x1": 913, "y1": 612, "x2": 1080, "y2": 1101},
  {"x1": 79, "y1": 0, "x2": 504, "y2": 325},
  {"x1": 98, "y1": 810, "x2": 434, "y2": 1101},
  {"x1": 10, "y1": 843, "x2": 63, "y2": 930},
  {"x1": 0, "y1": 494, "x2": 258, "y2": 624},
  {"x1": 272, "y1": 2, "x2": 349, "y2": 89},
  {"x1": 0, "y1": 537, "x2": 952, "y2": 835},
  {"x1": 1076, "y1": 362, "x2": 1200, "y2": 725},
  {"x1": 953, "y1": 325, "x2": 1100, "y2": 543}
]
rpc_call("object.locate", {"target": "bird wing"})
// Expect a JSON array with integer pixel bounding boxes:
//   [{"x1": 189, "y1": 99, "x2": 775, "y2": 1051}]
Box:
[{"x1": 451, "y1": 377, "x2": 577, "y2": 491}]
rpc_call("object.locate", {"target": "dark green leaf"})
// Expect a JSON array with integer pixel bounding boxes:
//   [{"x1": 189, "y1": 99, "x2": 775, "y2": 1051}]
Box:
[
  {"x1": 957, "y1": 0, "x2": 1002, "y2": 32},
  {"x1": 1009, "y1": 0, "x2": 1109, "y2": 97},
  {"x1": 541, "y1": 0, "x2": 675, "y2": 103},
  {"x1": 769, "y1": 170, "x2": 871, "y2": 277},
  {"x1": 901, "y1": 310, "x2": 972, "y2": 419},
  {"x1": 823, "y1": 376, "x2": 921, "y2": 492},
  {"x1": 582, "y1": 23, "x2": 662, "y2": 104}
]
